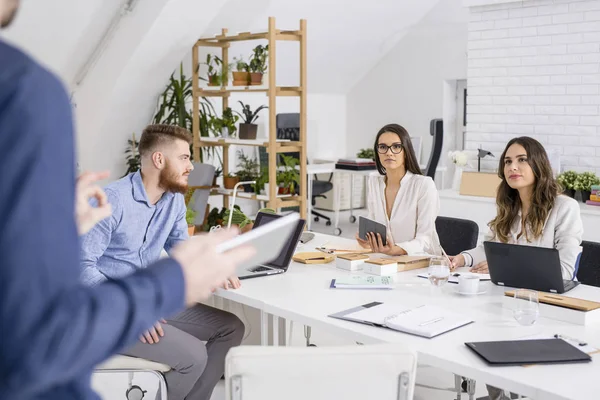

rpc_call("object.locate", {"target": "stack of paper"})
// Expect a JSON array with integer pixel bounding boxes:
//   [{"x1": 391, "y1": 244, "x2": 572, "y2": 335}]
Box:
[{"x1": 330, "y1": 276, "x2": 394, "y2": 290}]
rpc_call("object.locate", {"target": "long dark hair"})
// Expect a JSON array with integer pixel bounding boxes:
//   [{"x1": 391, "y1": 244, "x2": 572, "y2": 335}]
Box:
[
  {"x1": 489, "y1": 136, "x2": 559, "y2": 243},
  {"x1": 374, "y1": 124, "x2": 422, "y2": 176}
]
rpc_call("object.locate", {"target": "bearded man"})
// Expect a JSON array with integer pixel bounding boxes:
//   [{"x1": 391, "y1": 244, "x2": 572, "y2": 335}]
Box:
[{"x1": 80, "y1": 124, "x2": 243, "y2": 400}]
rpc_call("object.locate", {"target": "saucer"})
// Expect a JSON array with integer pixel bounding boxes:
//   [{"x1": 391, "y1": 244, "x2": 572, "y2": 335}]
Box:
[{"x1": 454, "y1": 287, "x2": 487, "y2": 296}]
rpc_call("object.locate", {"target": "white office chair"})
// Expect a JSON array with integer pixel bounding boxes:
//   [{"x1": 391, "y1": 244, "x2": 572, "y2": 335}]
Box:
[
  {"x1": 225, "y1": 344, "x2": 417, "y2": 400},
  {"x1": 94, "y1": 355, "x2": 171, "y2": 400}
]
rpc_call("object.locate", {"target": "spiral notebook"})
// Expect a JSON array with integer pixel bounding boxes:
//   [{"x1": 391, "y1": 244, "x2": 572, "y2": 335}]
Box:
[{"x1": 329, "y1": 302, "x2": 473, "y2": 338}]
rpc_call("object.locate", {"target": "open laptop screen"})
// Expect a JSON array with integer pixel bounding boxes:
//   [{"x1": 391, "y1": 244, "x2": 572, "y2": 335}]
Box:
[{"x1": 253, "y1": 212, "x2": 306, "y2": 269}]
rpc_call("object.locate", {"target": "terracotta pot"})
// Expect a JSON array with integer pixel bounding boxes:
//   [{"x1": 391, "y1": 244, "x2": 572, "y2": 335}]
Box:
[
  {"x1": 250, "y1": 72, "x2": 263, "y2": 85},
  {"x1": 224, "y1": 176, "x2": 240, "y2": 189},
  {"x1": 238, "y1": 123, "x2": 258, "y2": 140},
  {"x1": 187, "y1": 225, "x2": 196, "y2": 237},
  {"x1": 232, "y1": 71, "x2": 250, "y2": 86},
  {"x1": 241, "y1": 223, "x2": 254, "y2": 233},
  {"x1": 278, "y1": 186, "x2": 290, "y2": 195}
]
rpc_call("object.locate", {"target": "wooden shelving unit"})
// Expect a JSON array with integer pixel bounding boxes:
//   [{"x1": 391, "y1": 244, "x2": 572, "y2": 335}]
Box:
[{"x1": 192, "y1": 17, "x2": 307, "y2": 219}]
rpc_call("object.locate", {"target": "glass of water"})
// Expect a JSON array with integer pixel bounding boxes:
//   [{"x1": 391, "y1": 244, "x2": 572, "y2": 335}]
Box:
[
  {"x1": 513, "y1": 289, "x2": 539, "y2": 326},
  {"x1": 428, "y1": 256, "x2": 450, "y2": 288}
]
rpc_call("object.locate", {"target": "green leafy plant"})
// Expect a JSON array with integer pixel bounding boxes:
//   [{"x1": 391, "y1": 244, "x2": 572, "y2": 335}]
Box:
[
  {"x1": 257, "y1": 208, "x2": 276, "y2": 215},
  {"x1": 202, "y1": 206, "x2": 226, "y2": 232},
  {"x1": 211, "y1": 107, "x2": 239, "y2": 136},
  {"x1": 222, "y1": 206, "x2": 252, "y2": 229},
  {"x1": 185, "y1": 206, "x2": 197, "y2": 226},
  {"x1": 277, "y1": 154, "x2": 300, "y2": 194},
  {"x1": 356, "y1": 148, "x2": 375, "y2": 161},
  {"x1": 557, "y1": 170, "x2": 578, "y2": 191},
  {"x1": 235, "y1": 101, "x2": 268, "y2": 124},
  {"x1": 249, "y1": 44, "x2": 269, "y2": 73},
  {"x1": 214, "y1": 167, "x2": 223, "y2": 178},
  {"x1": 204, "y1": 54, "x2": 229, "y2": 85},
  {"x1": 225, "y1": 172, "x2": 237, "y2": 178},
  {"x1": 233, "y1": 56, "x2": 249, "y2": 72},
  {"x1": 236, "y1": 150, "x2": 260, "y2": 182},
  {"x1": 254, "y1": 167, "x2": 270, "y2": 193},
  {"x1": 574, "y1": 172, "x2": 600, "y2": 192},
  {"x1": 123, "y1": 133, "x2": 140, "y2": 177}
]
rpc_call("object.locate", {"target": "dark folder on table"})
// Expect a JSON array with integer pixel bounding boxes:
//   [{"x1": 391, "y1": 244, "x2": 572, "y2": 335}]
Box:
[{"x1": 465, "y1": 338, "x2": 591, "y2": 366}]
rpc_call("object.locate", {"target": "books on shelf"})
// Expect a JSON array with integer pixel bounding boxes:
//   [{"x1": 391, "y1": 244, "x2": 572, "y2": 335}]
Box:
[
  {"x1": 335, "y1": 157, "x2": 377, "y2": 171},
  {"x1": 586, "y1": 200, "x2": 600, "y2": 206},
  {"x1": 330, "y1": 275, "x2": 394, "y2": 290}
]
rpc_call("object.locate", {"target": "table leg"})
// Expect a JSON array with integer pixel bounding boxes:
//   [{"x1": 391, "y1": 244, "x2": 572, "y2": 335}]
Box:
[
  {"x1": 260, "y1": 310, "x2": 268, "y2": 346},
  {"x1": 272, "y1": 315, "x2": 279, "y2": 347},
  {"x1": 349, "y1": 173, "x2": 354, "y2": 221},
  {"x1": 307, "y1": 173, "x2": 313, "y2": 230},
  {"x1": 333, "y1": 172, "x2": 341, "y2": 231}
]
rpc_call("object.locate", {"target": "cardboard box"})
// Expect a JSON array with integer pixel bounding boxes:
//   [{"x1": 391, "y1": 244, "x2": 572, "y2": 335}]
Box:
[
  {"x1": 364, "y1": 258, "x2": 398, "y2": 276},
  {"x1": 336, "y1": 254, "x2": 369, "y2": 271},
  {"x1": 392, "y1": 256, "x2": 431, "y2": 272},
  {"x1": 459, "y1": 172, "x2": 502, "y2": 198}
]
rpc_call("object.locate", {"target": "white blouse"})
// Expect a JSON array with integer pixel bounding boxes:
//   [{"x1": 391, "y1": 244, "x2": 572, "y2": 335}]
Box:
[
  {"x1": 462, "y1": 195, "x2": 583, "y2": 280},
  {"x1": 367, "y1": 171, "x2": 441, "y2": 256}
]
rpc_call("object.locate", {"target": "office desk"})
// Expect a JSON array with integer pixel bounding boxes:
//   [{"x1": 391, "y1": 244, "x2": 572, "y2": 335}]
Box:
[{"x1": 215, "y1": 233, "x2": 600, "y2": 400}]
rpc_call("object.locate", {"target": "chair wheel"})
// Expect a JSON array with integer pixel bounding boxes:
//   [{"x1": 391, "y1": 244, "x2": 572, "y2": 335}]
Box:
[
  {"x1": 349, "y1": 216, "x2": 356, "y2": 223},
  {"x1": 126, "y1": 385, "x2": 146, "y2": 400},
  {"x1": 334, "y1": 228, "x2": 342, "y2": 236},
  {"x1": 314, "y1": 217, "x2": 319, "y2": 222},
  {"x1": 325, "y1": 221, "x2": 332, "y2": 226},
  {"x1": 308, "y1": 344, "x2": 317, "y2": 347}
]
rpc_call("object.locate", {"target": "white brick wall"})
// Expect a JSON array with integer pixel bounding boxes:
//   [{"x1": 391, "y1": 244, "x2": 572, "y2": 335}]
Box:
[{"x1": 467, "y1": 0, "x2": 600, "y2": 173}]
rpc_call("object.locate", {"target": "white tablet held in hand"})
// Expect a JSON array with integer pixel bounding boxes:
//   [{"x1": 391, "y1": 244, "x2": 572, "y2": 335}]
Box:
[{"x1": 215, "y1": 212, "x2": 301, "y2": 269}]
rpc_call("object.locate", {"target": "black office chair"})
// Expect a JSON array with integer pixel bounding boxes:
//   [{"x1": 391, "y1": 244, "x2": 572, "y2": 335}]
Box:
[
  {"x1": 576, "y1": 241, "x2": 600, "y2": 287},
  {"x1": 424, "y1": 119, "x2": 443, "y2": 180},
  {"x1": 435, "y1": 216, "x2": 479, "y2": 255}
]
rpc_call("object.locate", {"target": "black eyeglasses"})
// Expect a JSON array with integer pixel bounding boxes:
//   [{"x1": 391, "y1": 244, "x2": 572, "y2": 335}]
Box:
[{"x1": 377, "y1": 143, "x2": 403, "y2": 154}]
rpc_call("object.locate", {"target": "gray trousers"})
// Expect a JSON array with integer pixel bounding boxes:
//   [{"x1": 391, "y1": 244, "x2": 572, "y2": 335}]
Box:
[{"x1": 122, "y1": 304, "x2": 244, "y2": 400}]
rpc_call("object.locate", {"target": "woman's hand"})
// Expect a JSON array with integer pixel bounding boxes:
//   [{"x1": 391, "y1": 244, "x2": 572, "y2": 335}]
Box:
[
  {"x1": 470, "y1": 261, "x2": 489, "y2": 274},
  {"x1": 355, "y1": 233, "x2": 371, "y2": 249},
  {"x1": 366, "y1": 232, "x2": 405, "y2": 256},
  {"x1": 449, "y1": 254, "x2": 465, "y2": 271}
]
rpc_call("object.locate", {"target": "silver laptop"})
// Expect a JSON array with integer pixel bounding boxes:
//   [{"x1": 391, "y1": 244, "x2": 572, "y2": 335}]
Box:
[{"x1": 237, "y1": 212, "x2": 306, "y2": 280}]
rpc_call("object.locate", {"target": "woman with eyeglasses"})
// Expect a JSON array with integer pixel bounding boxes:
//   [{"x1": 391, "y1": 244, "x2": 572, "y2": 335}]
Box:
[
  {"x1": 450, "y1": 136, "x2": 583, "y2": 279},
  {"x1": 356, "y1": 124, "x2": 441, "y2": 256}
]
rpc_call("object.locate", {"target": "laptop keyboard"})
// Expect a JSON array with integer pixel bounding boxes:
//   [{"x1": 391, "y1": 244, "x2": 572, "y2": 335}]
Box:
[{"x1": 251, "y1": 266, "x2": 271, "y2": 272}]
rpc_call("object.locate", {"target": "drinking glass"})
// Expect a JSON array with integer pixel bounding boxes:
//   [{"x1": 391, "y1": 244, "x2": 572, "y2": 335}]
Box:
[
  {"x1": 513, "y1": 289, "x2": 539, "y2": 326},
  {"x1": 428, "y1": 256, "x2": 451, "y2": 288}
]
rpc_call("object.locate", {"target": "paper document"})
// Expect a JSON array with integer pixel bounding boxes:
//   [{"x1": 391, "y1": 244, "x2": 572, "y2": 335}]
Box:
[
  {"x1": 345, "y1": 303, "x2": 473, "y2": 338},
  {"x1": 331, "y1": 276, "x2": 394, "y2": 290}
]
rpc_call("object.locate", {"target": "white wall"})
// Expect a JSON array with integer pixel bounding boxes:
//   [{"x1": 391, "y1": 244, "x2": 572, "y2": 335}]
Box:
[
  {"x1": 466, "y1": 0, "x2": 600, "y2": 173},
  {"x1": 346, "y1": 0, "x2": 469, "y2": 165}
]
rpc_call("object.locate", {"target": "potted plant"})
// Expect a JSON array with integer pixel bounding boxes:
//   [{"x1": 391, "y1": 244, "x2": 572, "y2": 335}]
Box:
[
  {"x1": 202, "y1": 206, "x2": 226, "y2": 232},
  {"x1": 222, "y1": 206, "x2": 254, "y2": 233},
  {"x1": 123, "y1": 132, "x2": 141, "y2": 177},
  {"x1": 204, "y1": 54, "x2": 229, "y2": 86},
  {"x1": 277, "y1": 154, "x2": 300, "y2": 195},
  {"x1": 186, "y1": 202, "x2": 197, "y2": 236},
  {"x1": 211, "y1": 107, "x2": 239, "y2": 138},
  {"x1": 213, "y1": 167, "x2": 222, "y2": 187},
  {"x1": 557, "y1": 170, "x2": 578, "y2": 198},
  {"x1": 236, "y1": 150, "x2": 260, "y2": 192},
  {"x1": 248, "y1": 44, "x2": 268, "y2": 85},
  {"x1": 223, "y1": 173, "x2": 240, "y2": 189},
  {"x1": 356, "y1": 148, "x2": 375, "y2": 161},
  {"x1": 254, "y1": 167, "x2": 270, "y2": 194},
  {"x1": 235, "y1": 101, "x2": 268, "y2": 140},
  {"x1": 232, "y1": 56, "x2": 250, "y2": 86},
  {"x1": 574, "y1": 172, "x2": 600, "y2": 203}
]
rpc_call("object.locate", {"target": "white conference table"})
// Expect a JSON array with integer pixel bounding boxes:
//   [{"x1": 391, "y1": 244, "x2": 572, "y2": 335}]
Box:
[{"x1": 215, "y1": 233, "x2": 600, "y2": 400}]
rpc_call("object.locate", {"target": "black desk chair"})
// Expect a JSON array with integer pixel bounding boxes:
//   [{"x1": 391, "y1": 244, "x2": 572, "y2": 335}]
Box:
[
  {"x1": 435, "y1": 216, "x2": 479, "y2": 255},
  {"x1": 274, "y1": 113, "x2": 334, "y2": 226},
  {"x1": 577, "y1": 241, "x2": 600, "y2": 287},
  {"x1": 424, "y1": 119, "x2": 443, "y2": 180}
]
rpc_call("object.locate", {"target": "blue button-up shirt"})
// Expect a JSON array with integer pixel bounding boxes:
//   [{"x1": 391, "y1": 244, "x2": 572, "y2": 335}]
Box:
[{"x1": 80, "y1": 171, "x2": 189, "y2": 286}]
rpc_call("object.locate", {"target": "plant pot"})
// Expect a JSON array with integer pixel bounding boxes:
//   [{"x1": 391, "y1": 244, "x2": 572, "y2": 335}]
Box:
[
  {"x1": 563, "y1": 188, "x2": 575, "y2": 198},
  {"x1": 224, "y1": 176, "x2": 240, "y2": 189},
  {"x1": 212, "y1": 176, "x2": 218, "y2": 187},
  {"x1": 208, "y1": 74, "x2": 220, "y2": 86},
  {"x1": 278, "y1": 186, "x2": 291, "y2": 195},
  {"x1": 232, "y1": 71, "x2": 250, "y2": 86},
  {"x1": 242, "y1": 183, "x2": 254, "y2": 193},
  {"x1": 221, "y1": 127, "x2": 230, "y2": 138},
  {"x1": 250, "y1": 72, "x2": 263, "y2": 86},
  {"x1": 187, "y1": 225, "x2": 196, "y2": 237},
  {"x1": 577, "y1": 190, "x2": 591, "y2": 203},
  {"x1": 239, "y1": 123, "x2": 258, "y2": 140},
  {"x1": 241, "y1": 222, "x2": 254, "y2": 233}
]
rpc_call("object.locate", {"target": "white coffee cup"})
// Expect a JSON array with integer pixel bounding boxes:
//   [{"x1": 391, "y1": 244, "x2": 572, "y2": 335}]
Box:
[{"x1": 458, "y1": 275, "x2": 480, "y2": 294}]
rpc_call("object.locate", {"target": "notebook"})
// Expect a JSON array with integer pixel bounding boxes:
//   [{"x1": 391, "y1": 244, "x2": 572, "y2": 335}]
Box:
[
  {"x1": 418, "y1": 272, "x2": 491, "y2": 284},
  {"x1": 330, "y1": 276, "x2": 394, "y2": 290},
  {"x1": 465, "y1": 339, "x2": 592, "y2": 366},
  {"x1": 330, "y1": 302, "x2": 473, "y2": 338}
]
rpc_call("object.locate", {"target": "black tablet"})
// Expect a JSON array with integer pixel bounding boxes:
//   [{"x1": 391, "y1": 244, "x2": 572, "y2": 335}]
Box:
[{"x1": 358, "y1": 216, "x2": 387, "y2": 246}]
